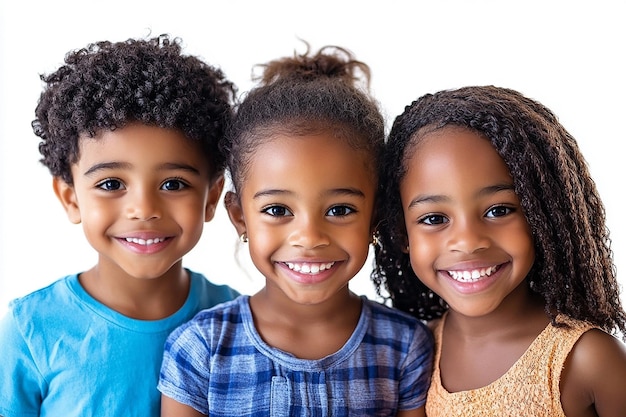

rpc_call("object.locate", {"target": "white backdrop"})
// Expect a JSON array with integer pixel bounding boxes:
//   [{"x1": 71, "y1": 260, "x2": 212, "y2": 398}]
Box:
[{"x1": 1, "y1": 1, "x2": 624, "y2": 316}]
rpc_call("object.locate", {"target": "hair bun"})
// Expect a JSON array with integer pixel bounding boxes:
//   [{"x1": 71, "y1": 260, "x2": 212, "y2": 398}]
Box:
[{"x1": 255, "y1": 41, "x2": 370, "y2": 89}]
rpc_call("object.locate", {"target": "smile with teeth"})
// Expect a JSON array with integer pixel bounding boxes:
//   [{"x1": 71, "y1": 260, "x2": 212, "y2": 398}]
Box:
[
  {"x1": 447, "y1": 265, "x2": 499, "y2": 282},
  {"x1": 286, "y1": 261, "x2": 335, "y2": 275},
  {"x1": 124, "y1": 237, "x2": 166, "y2": 246}
]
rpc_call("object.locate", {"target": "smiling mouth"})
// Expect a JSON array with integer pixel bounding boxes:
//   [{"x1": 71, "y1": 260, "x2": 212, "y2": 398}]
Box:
[
  {"x1": 285, "y1": 262, "x2": 335, "y2": 275},
  {"x1": 446, "y1": 265, "x2": 500, "y2": 283},
  {"x1": 124, "y1": 237, "x2": 167, "y2": 246}
]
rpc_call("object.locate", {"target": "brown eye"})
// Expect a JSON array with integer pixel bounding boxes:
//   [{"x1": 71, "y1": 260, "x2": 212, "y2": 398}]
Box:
[
  {"x1": 96, "y1": 179, "x2": 123, "y2": 191},
  {"x1": 326, "y1": 205, "x2": 355, "y2": 217},
  {"x1": 486, "y1": 206, "x2": 514, "y2": 218},
  {"x1": 419, "y1": 214, "x2": 447, "y2": 225},
  {"x1": 262, "y1": 206, "x2": 292, "y2": 217},
  {"x1": 161, "y1": 179, "x2": 187, "y2": 191}
]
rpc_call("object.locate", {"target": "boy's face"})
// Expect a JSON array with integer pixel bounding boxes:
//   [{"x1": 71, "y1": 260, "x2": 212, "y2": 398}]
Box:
[{"x1": 54, "y1": 123, "x2": 222, "y2": 281}]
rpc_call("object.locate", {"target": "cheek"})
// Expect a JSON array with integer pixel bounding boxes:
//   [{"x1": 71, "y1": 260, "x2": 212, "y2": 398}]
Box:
[
  {"x1": 349, "y1": 231, "x2": 373, "y2": 264},
  {"x1": 79, "y1": 206, "x2": 114, "y2": 243},
  {"x1": 502, "y1": 221, "x2": 534, "y2": 256},
  {"x1": 407, "y1": 233, "x2": 436, "y2": 277},
  {"x1": 177, "y1": 203, "x2": 207, "y2": 227},
  {"x1": 247, "y1": 226, "x2": 280, "y2": 258},
  {"x1": 80, "y1": 200, "x2": 115, "y2": 224},
  {"x1": 247, "y1": 236, "x2": 280, "y2": 277},
  {"x1": 182, "y1": 215, "x2": 205, "y2": 243},
  {"x1": 346, "y1": 217, "x2": 375, "y2": 251},
  {"x1": 511, "y1": 226, "x2": 535, "y2": 270}
]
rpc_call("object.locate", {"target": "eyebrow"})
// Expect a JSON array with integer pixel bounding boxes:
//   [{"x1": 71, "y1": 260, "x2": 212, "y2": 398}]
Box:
[
  {"x1": 407, "y1": 183, "x2": 515, "y2": 209},
  {"x1": 83, "y1": 162, "x2": 201, "y2": 177},
  {"x1": 253, "y1": 187, "x2": 366, "y2": 199}
]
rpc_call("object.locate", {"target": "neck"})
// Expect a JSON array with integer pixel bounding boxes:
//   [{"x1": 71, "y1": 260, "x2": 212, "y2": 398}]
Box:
[
  {"x1": 79, "y1": 260, "x2": 189, "y2": 320},
  {"x1": 249, "y1": 286, "x2": 363, "y2": 360},
  {"x1": 251, "y1": 285, "x2": 362, "y2": 326},
  {"x1": 445, "y1": 282, "x2": 548, "y2": 340}
]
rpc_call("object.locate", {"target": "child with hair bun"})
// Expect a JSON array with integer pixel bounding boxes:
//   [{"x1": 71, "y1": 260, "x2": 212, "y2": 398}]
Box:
[
  {"x1": 373, "y1": 85, "x2": 626, "y2": 416},
  {"x1": 158, "y1": 43, "x2": 433, "y2": 417}
]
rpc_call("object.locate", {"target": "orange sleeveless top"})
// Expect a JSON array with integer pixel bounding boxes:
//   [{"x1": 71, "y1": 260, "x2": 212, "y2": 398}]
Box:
[{"x1": 426, "y1": 314, "x2": 595, "y2": 416}]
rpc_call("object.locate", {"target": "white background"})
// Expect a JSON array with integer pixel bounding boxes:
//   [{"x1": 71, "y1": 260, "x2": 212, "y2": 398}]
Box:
[{"x1": 1, "y1": 1, "x2": 624, "y2": 316}]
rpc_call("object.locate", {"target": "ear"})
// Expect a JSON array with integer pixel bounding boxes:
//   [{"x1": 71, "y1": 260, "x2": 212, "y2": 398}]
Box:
[
  {"x1": 53, "y1": 177, "x2": 81, "y2": 224},
  {"x1": 204, "y1": 175, "x2": 225, "y2": 222},
  {"x1": 224, "y1": 191, "x2": 246, "y2": 236}
]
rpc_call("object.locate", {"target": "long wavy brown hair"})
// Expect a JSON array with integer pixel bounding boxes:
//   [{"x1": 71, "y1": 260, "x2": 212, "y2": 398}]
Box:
[{"x1": 372, "y1": 85, "x2": 626, "y2": 338}]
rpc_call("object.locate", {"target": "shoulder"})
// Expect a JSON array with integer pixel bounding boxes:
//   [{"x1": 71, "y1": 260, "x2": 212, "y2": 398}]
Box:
[
  {"x1": 6, "y1": 275, "x2": 77, "y2": 320},
  {"x1": 564, "y1": 327, "x2": 626, "y2": 375},
  {"x1": 187, "y1": 269, "x2": 240, "y2": 304},
  {"x1": 188, "y1": 295, "x2": 246, "y2": 325},
  {"x1": 0, "y1": 275, "x2": 83, "y2": 372},
  {"x1": 560, "y1": 327, "x2": 626, "y2": 415},
  {"x1": 163, "y1": 296, "x2": 252, "y2": 364},
  {"x1": 169, "y1": 296, "x2": 248, "y2": 342},
  {"x1": 364, "y1": 297, "x2": 425, "y2": 326},
  {"x1": 362, "y1": 297, "x2": 433, "y2": 345}
]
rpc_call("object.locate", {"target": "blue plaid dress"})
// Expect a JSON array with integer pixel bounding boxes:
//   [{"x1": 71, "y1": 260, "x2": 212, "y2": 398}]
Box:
[{"x1": 158, "y1": 295, "x2": 433, "y2": 416}]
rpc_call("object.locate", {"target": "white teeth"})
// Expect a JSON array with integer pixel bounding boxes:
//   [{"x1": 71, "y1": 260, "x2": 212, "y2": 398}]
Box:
[
  {"x1": 286, "y1": 262, "x2": 335, "y2": 275},
  {"x1": 125, "y1": 237, "x2": 165, "y2": 246},
  {"x1": 448, "y1": 265, "x2": 498, "y2": 282}
]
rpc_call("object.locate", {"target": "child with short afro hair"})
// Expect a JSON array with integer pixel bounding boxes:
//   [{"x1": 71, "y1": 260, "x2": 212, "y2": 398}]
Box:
[{"x1": 0, "y1": 34, "x2": 239, "y2": 417}]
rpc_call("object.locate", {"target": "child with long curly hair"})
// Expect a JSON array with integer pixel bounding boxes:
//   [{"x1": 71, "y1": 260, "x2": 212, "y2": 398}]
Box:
[{"x1": 372, "y1": 85, "x2": 626, "y2": 416}]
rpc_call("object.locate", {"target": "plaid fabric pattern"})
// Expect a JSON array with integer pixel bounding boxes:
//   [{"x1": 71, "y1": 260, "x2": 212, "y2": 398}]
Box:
[{"x1": 158, "y1": 296, "x2": 433, "y2": 416}]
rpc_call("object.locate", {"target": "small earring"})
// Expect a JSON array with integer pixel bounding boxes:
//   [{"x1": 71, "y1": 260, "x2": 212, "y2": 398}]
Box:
[
  {"x1": 239, "y1": 232, "x2": 248, "y2": 243},
  {"x1": 371, "y1": 233, "x2": 379, "y2": 247}
]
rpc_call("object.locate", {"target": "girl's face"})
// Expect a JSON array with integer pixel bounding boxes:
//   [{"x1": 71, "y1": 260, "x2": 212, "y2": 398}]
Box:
[
  {"x1": 227, "y1": 132, "x2": 376, "y2": 307},
  {"x1": 55, "y1": 123, "x2": 221, "y2": 281},
  {"x1": 399, "y1": 126, "x2": 535, "y2": 318}
]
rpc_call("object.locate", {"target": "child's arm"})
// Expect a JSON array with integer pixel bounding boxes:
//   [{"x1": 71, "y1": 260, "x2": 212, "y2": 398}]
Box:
[
  {"x1": 396, "y1": 320, "x2": 433, "y2": 417},
  {"x1": 161, "y1": 395, "x2": 206, "y2": 417},
  {"x1": 560, "y1": 329, "x2": 626, "y2": 416},
  {"x1": 158, "y1": 323, "x2": 213, "y2": 415}
]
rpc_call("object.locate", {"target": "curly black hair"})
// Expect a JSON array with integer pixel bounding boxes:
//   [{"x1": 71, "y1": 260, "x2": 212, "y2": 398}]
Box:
[
  {"x1": 221, "y1": 42, "x2": 384, "y2": 194},
  {"x1": 32, "y1": 34, "x2": 237, "y2": 185},
  {"x1": 372, "y1": 85, "x2": 626, "y2": 338}
]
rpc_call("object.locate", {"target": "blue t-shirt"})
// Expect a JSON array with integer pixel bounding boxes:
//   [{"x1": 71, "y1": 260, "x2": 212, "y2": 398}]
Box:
[
  {"x1": 0, "y1": 270, "x2": 238, "y2": 417},
  {"x1": 158, "y1": 295, "x2": 433, "y2": 416}
]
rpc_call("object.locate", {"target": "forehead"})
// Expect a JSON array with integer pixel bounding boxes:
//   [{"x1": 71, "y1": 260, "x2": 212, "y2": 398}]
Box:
[
  {"x1": 402, "y1": 126, "x2": 512, "y2": 191},
  {"x1": 77, "y1": 124, "x2": 204, "y2": 162},
  {"x1": 241, "y1": 132, "x2": 376, "y2": 194}
]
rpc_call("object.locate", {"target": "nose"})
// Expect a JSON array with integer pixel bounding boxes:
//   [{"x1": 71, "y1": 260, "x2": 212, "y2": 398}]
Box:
[
  {"x1": 288, "y1": 215, "x2": 330, "y2": 249},
  {"x1": 448, "y1": 217, "x2": 490, "y2": 254},
  {"x1": 126, "y1": 188, "x2": 161, "y2": 221}
]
